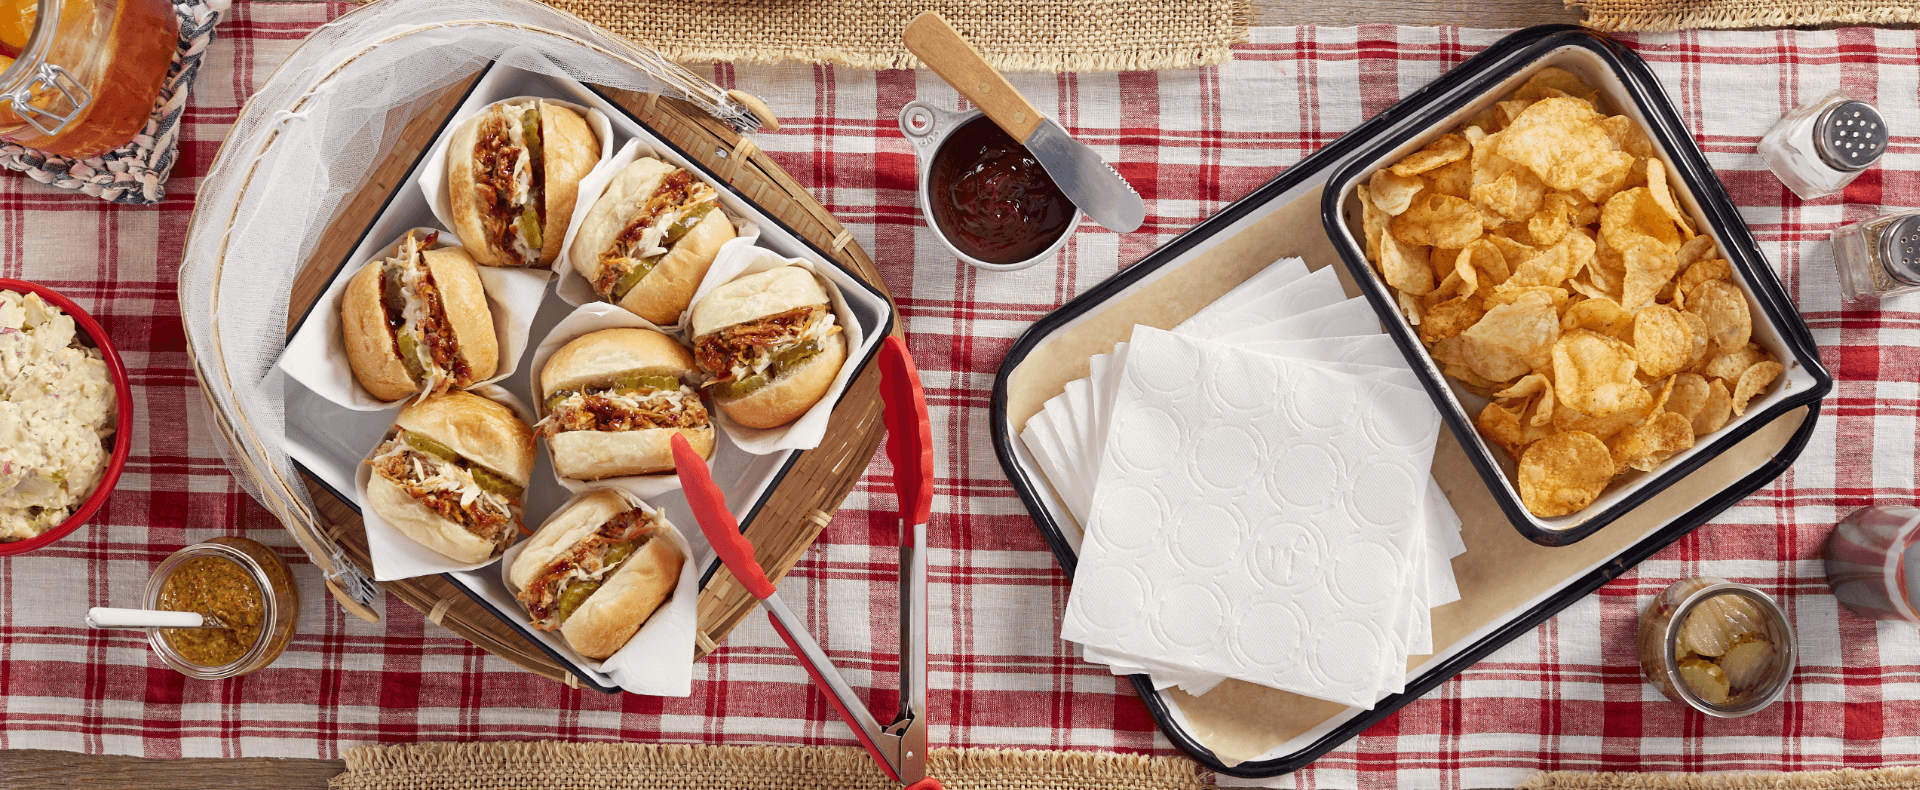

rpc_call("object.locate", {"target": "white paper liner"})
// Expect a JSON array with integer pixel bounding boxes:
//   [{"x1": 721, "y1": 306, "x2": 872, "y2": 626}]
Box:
[
  {"x1": 356, "y1": 384, "x2": 538, "y2": 581},
  {"x1": 551, "y1": 138, "x2": 764, "y2": 325},
  {"x1": 420, "y1": 90, "x2": 617, "y2": 263},
  {"x1": 279, "y1": 228, "x2": 552, "y2": 411},
  {"x1": 499, "y1": 487, "x2": 700, "y2": 698},
  {"x1": 526, "y1": 302, "x2": 712, "y2": 499},
  {"x1": 688, "y1": 247, "x2": 867, "y2": 454}
]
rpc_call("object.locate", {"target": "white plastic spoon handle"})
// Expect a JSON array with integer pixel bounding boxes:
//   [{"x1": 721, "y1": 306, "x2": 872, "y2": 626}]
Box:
[{"x1": 86, "y1": 608, "x2": 205, "y2": 629}]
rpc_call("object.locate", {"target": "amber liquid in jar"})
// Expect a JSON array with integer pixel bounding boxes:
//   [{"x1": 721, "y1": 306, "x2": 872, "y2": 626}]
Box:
[{"x1": 0, "y1": 0, "x2": 177, "y2": 158}]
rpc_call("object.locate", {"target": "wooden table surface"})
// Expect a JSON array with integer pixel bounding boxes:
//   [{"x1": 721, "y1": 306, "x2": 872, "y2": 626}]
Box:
[{"x1": 0, "y1": 2, "x2": 1724, "y2": 788}]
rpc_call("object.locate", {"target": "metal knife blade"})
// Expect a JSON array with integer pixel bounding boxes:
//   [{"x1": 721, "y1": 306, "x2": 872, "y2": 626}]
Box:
[{"x1": 1024, "y1": 119, "x2": 1145, "y2": 234}]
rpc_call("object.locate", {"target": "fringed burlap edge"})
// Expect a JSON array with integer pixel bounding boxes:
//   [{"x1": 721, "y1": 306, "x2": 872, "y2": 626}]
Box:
[
  {"x1": 1571, "y1": 0, "x2": 1920, "y2": 31},
  {"x1": 333, "y1": 741, "x2": 1212, "y2": 790},
  {"x1": 1520, "y1": 766, "x2": 1920, "y2": 790}
]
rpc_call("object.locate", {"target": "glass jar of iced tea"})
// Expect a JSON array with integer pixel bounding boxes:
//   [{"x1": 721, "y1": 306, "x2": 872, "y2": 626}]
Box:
[{"x1": 0, "y1": 0, "x2": 177, "y2": 158}]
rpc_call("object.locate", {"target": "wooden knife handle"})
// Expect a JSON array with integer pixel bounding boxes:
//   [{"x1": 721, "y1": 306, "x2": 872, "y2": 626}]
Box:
[{"x1": 902, "y1": 11, "x2": 1043, "y2": 144}]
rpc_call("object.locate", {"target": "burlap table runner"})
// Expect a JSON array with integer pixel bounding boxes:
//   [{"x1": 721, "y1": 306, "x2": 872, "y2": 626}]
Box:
[
  {"x1": 328, "y1": 742, "x2": 1212, "y2": 789},
  {"x1": 1571, "y1": 0, "x2": 1920, "y2": 31},
  {"x1": 1520, "y1": 768, "x2": 1920, "y2": 790},
  {"x1": 534, "y1": 0, "x2": 1246, "y2": 71}
]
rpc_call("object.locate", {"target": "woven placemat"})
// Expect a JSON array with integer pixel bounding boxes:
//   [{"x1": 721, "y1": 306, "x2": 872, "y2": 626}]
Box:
[
  {"x1": 535, "y1": 0, "x2": 1247, "y2": 72},
  {"x1": 329, "y1": 742, "x2": 1210, "y2": 790},
  {"x1": 1520, "y1": 767, "x2": 1920, "y2": 790},
  {"x1": 1570, "y1": 0, "x2": 1920, "y2": 31}
]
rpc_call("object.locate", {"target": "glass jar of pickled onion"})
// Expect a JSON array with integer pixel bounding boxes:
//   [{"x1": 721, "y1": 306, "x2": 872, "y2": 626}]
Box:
[{"x1": 0, "y1": 0, "x2": 176, "y2": 159}]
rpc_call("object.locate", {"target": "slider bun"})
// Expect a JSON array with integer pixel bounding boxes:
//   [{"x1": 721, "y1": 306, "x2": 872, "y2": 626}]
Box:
[
  {"x1": 539, "y1": 327, "x2": 695, "y2": 400},
  {"x1": 616, "y1": 208, "x2": 734, "y2": 325},
  {"x1": 449, "y1": 100, "x2": 598, "y2": 267},
  {"x1": 509, "y1": 489, "x2": 629, "y2": 593},
  {"x1": 550, "y1": 426, "x2": 715, "y2": 480},
  {"x1": 537, "y1": 103, "x2": 599, "y2": 265},
  {"x1": 561, "y1": 531, "x2": 683, "y2": 659},
  {"x1": 367, "y1": 472, "x2": 498, "y2": 564},
  {"x1": 715, "y1": 330, "x2": 846, "y2": 429},
  {"x1": 394, "y1": 392, "x2": 536, "y2": 486},
  {"x1": 569, "y1": 158, "x2": 674, "y2": 282},
  {"x1": 340, "y1": 245, "x2": 497, "y2": 402},
  {"x1": 690, "y1": 266, "x2": 831, "y2": 338},
  {"x1": 342, "y1": 261, "x2": 416, "y2": 402}
]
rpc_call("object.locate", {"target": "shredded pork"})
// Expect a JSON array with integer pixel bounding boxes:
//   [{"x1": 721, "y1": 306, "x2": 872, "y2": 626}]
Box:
[
  {"x1": 519, "y1": 508, "x2": 658, "y2": 628},
  {"x1": 368, "y1": 434, "x2": 519, "y2": 545},
  {"x1": 694, "y1": 305, "x2": 838, "y2": 386},
  {"x1": 470, "y1": 102, "x2": 540, "y2": 265},
  {"x1": 538, "y1": 386, "x2": 708, "y2": 438}
]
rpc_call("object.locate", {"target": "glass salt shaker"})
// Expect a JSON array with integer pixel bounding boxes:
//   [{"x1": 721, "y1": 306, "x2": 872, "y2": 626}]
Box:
[
  {"x1": 1757, "y1": 91, "x2": 1886, "y2": 200},
  {"x1": 1832, "y1": 212, "x2": 1920, "y2": 300}
]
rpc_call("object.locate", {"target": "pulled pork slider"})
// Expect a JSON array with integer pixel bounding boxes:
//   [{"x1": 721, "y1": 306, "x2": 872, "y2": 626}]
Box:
[
  {"x1": 568, "y1": 158, "x2": 736, "y2": 324},
  {"x1": 510, "y1": 489, "x2": 683, "y2": 659},
  {"x1": 536, "y1": 327, "x2": 715, "y2": 480},
  {"x1": 690, "y1": 266, "x2": 847, "y2": 429},
  {"x1": 449, "y1": 98, "x2": 599, "y2": 267},
  {"x1": 341, "y1": 230, "x2": 498, "y2": 402},
  {"x1": 365, "y1": 392, "x2": 535, "y2": 563}
]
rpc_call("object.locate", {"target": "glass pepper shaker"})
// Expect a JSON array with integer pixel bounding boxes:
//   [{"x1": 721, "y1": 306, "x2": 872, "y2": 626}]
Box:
[
  {"x1": 1833, "y1": 212, "x2": 1920, "y2": 301},
  {"x1": 1757, "y1": 91, "x2": 1886, "y2": 201}
]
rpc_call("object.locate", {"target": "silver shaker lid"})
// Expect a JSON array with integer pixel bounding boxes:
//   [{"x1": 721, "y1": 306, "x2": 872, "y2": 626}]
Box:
[
  {"x1": 1878, "y1": 214, "x2": 1920, "y2": 286},
  {"x1": 1815, "y1": 100, "x2": 1886, "y2": 172}
]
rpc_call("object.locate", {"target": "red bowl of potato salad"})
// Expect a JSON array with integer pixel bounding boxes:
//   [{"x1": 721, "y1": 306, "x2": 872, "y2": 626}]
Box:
[{"x1": 0, "y1": 280, "x2": 132, "y2": 555}]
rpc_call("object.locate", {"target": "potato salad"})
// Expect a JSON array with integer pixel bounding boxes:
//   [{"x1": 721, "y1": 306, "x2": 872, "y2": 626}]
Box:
[{"x1": 0, "y1": 290, "x2": 116, "y2": 541}]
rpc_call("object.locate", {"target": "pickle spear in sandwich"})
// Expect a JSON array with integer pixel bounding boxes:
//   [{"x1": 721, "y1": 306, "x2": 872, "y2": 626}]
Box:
[
  {"x1": 568, "y1": 157, "x2": 737, "y2": 324},
  {"x1": 341, "y1": 230, "x2": 498, "y2": 402},
  {"x1": 365, "y1": 392, "x2": 535, "y2": 564},
  {"x1": 535, "y1": 327, "x2": 715, "y2": 480},
  {"x1": 448, "y1": 98, "x2": 599, "y2": 267},
  {"x1": 690, "y1": 266, "x2": 847, "y2": 429},
  {"x1": 510, "y1": 489, "x2": 683, "y2": 660}
]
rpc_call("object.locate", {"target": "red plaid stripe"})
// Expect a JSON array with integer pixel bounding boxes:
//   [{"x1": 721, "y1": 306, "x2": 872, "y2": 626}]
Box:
[{"x1": 2, "y1": 8, "x2": 1916, "y2": 787}]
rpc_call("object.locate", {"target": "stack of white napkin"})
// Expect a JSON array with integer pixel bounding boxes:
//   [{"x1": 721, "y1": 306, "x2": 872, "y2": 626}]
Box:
[{"x1": 1021, "y1": 258, "x2": 1466, "y2": 708}]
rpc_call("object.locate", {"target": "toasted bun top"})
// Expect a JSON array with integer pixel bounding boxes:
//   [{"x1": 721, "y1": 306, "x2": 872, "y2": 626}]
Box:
[
  {"x1": 539, "y1": 328, "x2": 695, "y2": 398},
  {"x1": 690, "y1": 267, "x2": 831, "y2": 337},
  {"x1": 509, "y1": 489, "x2": 631, "y2": 592},
  {"x1": 419, "y1": 246, "x2": 498, "y2": 382},
  {"x1": 568, "y1": 158, "x2": 678, "y2": 281},
  {"x1": 394, "y1": 392, "x2": 535, "y2": 485}
]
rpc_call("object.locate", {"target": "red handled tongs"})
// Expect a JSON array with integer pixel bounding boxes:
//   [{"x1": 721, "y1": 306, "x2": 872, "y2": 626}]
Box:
[{"x1": 672, "y1": 335, "x2": 938, "y2": 789}]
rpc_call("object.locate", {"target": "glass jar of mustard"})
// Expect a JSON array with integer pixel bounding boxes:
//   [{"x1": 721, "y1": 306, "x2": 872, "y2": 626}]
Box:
[
  {"x1": 0, "y1": 0, "x2": 177, "y2": 158},
  {"x1": 143, "y1": 537, "x2": 298, "y2": 680}
]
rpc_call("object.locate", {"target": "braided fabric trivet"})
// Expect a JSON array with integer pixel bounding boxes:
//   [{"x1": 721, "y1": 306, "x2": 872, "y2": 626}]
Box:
[
  {"x1": 0, "y1": 0, "x2": 225, "y2": 204},
  {"x1": 1570, "y1": 0, "x2": 1920, "y2": 30},
  {"x1": 330, "y1": 742, "x2": 1212, "y2": 790}
]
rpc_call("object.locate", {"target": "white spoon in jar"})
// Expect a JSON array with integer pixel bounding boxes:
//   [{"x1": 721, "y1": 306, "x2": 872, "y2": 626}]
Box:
[{"x1": 85, "y1": 607, "x2": 229, "y2": 630}]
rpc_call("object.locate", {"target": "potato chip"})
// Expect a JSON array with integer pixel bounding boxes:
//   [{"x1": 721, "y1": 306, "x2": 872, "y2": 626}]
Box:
[
  {"x1": 1702, "y1": 343, "x2": 1767, "y2": 383},
  {"x1": 1552, "y1": 388, "x2": 1653, "y2": 441},
  {"x1": 1609, "y1": 411, "x2": 1697, "y2": 472},
  {"x1": 1619, "y1": 234, "x2": 1679, "y2": 310},
  {"x1": 1563, "y1": 297, "x2": 1635, "y2": 342},
  {"x1": 1391, "y1": 133, "x2": 1471, "y2": 177},
  {"x1": 1632, "y1": 304, "x2": 1693, "y2": 378},
  {"x1": 1645, "y1": 158, "x2": 1696, "y2": 239},
  {"x1": 1473, "y1": 168, "x2": 1549, "y2": 225},
  {"x1": 1477, "y1": 400, "x2": 1528, "y2": 456},
  {"x1": 1601, "y1": 187, "x2": 1682, "y2": 254},
  {"x1": 1675, "y1": 257, "x2": 1731, "y2": 303},
  {"x1": 1553, "y1": 329, "x2": 1641, "y2": 417},
  {"x1": 1494, "y1": 373, "x2": 1557, "y2": 427},
  {"x1": 1696, "y1": 379, "x2": 1733, "y2": 434},
  {"x1": 1426, "y1": 268, "x2": 1471, "y2": 305},
  {"x1": 1379, "y1": 230, "x2": 1435, "y2": 296},
  {"x1": 1495, "y1": 99, "x2": 1534, "y2": 129},
  {"x1": 1517, "y1": 68, "x2": 1602, "y2": 106},
  {"x1": 1646, "y1": 374, "x2": 1677, "y2": 416},
  {"x1": 1500, "y1": 98, "x2": 1635, "y2": 203},
  {"x1": 1666, "y1": 373, "x2": 1711, "y2": 423},
  {"x1": 1506, "y1": 231, "x2": 1594, "y2": 289},
  {"x1": 1454, "y1": 239, "x2": 1513, "y2": 294},
  {"x1": 1688, "y1": 279, "x2": 1751, "y2": 353},
  {"x1": 1518, "y1": 431, "x2": 1615, "y2": 517},
  {"x1": 1428, "y1": 157, "x2": 1474, "y2": 199},
  {"x1": 1396, "y1": 289, "x2": 1423, "y2": 325},
  {"x1": 1359, "y1": 184, "x2": 1389, "y2": 261},
  {"x1": 1676, "y1": 235, "x2": 1716, "y2": 273},
  {"x1": 1679, "y1": 310, "x2": 1711, "y2": 368},
  {"x1": 1369, "y1": 168, "x2": 1426, "y2": 215},
  {"x1": 1419, "y1": 294, "x2": 1483, "y2": 344},
  {"x1": 1599, "y1": 114, "x2": 1655, "y2": 160},
  {"x1": 1393, "y1": 193, "x2": 1484, "y2": 249},
  {"x1": 1731, "y1": 360, "x2": 1783, "y2": 416},
  {"x1": 1527, "y1": 193, "x2": 1584, "y2": 246},
  {"x1": 1459, "y1": 291, "x2": 1560, "y2": 381},
  {"x1": 1484, "y1": 285, "x2": 1572, "y2": 313}
]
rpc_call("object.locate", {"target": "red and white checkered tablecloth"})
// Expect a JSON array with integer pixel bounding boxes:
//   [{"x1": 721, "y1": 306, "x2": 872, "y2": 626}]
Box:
[{"x1": 3, "y1": 4, "x2": 1918, "y2": 787}]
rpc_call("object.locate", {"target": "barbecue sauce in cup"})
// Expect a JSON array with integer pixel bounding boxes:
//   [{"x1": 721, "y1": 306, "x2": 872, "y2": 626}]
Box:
[{"x1": 927, "y1": 116, "x2": 1074, "y2": 265}]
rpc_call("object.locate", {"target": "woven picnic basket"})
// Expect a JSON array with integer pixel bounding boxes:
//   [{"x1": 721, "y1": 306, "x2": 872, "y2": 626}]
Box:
[{"x1": 179, "y1": 0, "x2": 898, "y2": 686}]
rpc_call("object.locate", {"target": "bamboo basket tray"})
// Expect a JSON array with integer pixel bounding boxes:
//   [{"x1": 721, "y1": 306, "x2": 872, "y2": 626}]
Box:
[{"x1": 244, "y1": 72, "x2": 898, "y2": 686}]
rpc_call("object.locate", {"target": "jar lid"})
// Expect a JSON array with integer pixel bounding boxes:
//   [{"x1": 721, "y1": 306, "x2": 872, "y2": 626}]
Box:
[
  {"x1": 1879, "y1": 214, "x2": 1920, "y2": 286},
  {"x1": 1815, "y1": 100, "x2": 1887, "y2": 172}
]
